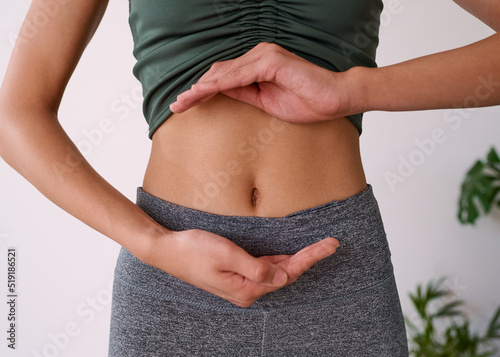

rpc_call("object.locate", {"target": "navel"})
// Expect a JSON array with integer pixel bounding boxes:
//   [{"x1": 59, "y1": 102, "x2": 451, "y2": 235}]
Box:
[{"x1": 251, "y1": 187, "x2": 260, "y2": 207}]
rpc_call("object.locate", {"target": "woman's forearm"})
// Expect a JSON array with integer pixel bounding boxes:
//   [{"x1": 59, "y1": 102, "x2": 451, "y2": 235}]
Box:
[
  {"x1": 0, "y1": 104, "x2": 165, "y2": 260},
  {"x1": 350, "y1": 32, "x2": 500, "y2": 114},
  {"x1": 0, "y1": 0, "x2": 162, "y2": 260}
]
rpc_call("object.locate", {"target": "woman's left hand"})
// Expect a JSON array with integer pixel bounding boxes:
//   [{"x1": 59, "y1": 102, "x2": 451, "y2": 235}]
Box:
[{"x1": 170, "y1": 42, "x2": 358, "y2": 124}]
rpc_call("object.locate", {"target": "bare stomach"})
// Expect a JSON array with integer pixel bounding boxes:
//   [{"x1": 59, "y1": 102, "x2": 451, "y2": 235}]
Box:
[{"x1": 142, "y1": 93, "x2": 367, "y2": 217}]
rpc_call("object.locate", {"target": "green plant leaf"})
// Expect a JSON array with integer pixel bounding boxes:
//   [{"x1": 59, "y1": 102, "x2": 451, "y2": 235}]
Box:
[
  {"x1": 486, "y1": 147, "x2": 500, "y2": 165},
  {"x1": 435, "y1": 300, "x2": 464, "y2": 318},
  {"x1": 484, "y1": 305, "x2": 500, "y2": 340},
  {"x1": 458, "y1": 147, "x2": 500, "y2": 224},
  {"x1": 405, "y1": 315, "x2": 420, "y2": 334}
]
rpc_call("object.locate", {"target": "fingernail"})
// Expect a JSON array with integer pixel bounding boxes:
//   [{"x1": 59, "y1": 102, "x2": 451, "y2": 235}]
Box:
[
  {"x1": 272, "y1": 270, "x2": 288, "y2": 286},
  {"x1": 327, "y1": 237, "x2": 340, "y2": 248}
]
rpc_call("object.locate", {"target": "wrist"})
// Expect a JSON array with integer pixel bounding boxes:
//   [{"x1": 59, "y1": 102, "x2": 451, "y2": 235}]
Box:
[
  {"x1": 133, "y1": 224, "x2": 175, "y2": 266},
  {"x1": 341, "y1": 65, "x2": 379, "y2": 115}
]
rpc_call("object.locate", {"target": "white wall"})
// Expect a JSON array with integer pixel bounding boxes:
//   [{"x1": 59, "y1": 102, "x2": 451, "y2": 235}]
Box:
[
  {"x1": 0, "y1": 0, "x2": 499, "y2": 356},
  {"x1": 363, "y1": 0, "x2": 500, "y2": 342}
]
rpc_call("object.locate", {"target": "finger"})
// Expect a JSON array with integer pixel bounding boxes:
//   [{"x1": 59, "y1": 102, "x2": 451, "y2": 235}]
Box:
[
  {"x1": 170, "y1": 77, "x2": 234, "y2": 113},
  {"x1": 208, "y1": 61, "x2": 275, "y2": 90},
  {"x1": 258, "y1": 254, "x2": 294, "y2": 264},
  {"x1": 184, "y1": 60, "x2": 275, "y2": 103},
  {"x1": 219, "y1": 272, "x2": 279, "y2": 307},
  {"x1": 225, "y1": 248, "x2": 288, "y2": 288},
  {"x1": 280, "y1": 238, "x2": 339, "y2": 283},
  {"x1": 198, "y1": 60, "x2": 238, "y2": 84},
  {"x1": 170, "y1": 75, "x2": 266, "y2": 113},
  {"x1": 170, "y1": 91, "x2": 217, "y2": 113},
  {"x1": 197, "y1": 44, "x2": 268, "y2": 83},
  {"x1": 171, "y1": 82, "x2": 272, "y2": 115},
  {"x1": 197, "y1": 61, "x2": 231, "y2": 83},
  {"x1": 220, "y1": 85, "x2": 264, "y2": 108}
]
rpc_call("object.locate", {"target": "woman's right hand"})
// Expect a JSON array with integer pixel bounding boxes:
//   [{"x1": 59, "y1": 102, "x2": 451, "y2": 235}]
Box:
[{"x1": 143, "y1": 228, "x2": 339, "y2": 308}]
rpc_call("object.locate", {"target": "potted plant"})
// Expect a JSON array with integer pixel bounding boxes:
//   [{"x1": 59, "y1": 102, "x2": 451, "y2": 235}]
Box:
[{"x1": 405, "y1": 278, "x2": 500, "y2": 356}]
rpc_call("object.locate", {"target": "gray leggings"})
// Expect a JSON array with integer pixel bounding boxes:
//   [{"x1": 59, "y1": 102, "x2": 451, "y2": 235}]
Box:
[{"x1": 109, "y1": 185, "x2": 409, "y2": 356}]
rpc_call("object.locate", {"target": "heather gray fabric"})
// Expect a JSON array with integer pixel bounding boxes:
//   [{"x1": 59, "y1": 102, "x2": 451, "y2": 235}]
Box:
[{"x1": 109, "y1": 185, "x2": 409, "y2": 356}]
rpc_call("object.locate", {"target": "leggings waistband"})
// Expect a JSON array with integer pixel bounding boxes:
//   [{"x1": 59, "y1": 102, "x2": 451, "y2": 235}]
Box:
[
  {"x1": 136, "y1": 184, "x2": 380, "y2": 256},
  {"x1": 114, "y1": 183, "x2": 394, "y2": 310}
]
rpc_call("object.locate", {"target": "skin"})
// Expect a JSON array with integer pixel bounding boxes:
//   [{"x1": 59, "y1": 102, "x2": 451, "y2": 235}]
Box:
[
  {"x1": 144, "y1": 92, "x2": 366, "y2": 217},
  {"x1": 0, "y1": 0, "x2": 499, "y2": 309}
]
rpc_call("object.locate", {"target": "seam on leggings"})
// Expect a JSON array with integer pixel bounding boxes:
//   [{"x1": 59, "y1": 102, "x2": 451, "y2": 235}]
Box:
[
  {"x1": 114, "y1": 273, "x2": 394, "y2": 313},
  {"x1": 261, "y1": 311, "x2": 269, "y2": 357}
]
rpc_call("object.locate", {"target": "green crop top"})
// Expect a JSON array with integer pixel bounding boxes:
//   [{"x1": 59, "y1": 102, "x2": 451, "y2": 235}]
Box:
[{"x1": 129, "y1": 0, "x2": 383, "y2": 138}]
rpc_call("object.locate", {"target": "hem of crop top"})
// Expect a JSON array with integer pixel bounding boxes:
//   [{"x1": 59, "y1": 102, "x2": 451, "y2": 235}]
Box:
[{"x1": 147, "y1": 107, "x2": 363, "y2": 139}]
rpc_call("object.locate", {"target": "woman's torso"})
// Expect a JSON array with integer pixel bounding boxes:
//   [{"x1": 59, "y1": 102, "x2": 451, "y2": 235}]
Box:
[{"x1": 143, "y1": 93, "x2": 366, "y2": 217}]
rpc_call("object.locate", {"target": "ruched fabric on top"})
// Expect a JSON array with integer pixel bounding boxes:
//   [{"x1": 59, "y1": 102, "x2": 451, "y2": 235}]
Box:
[{"x1": 128, "y1": 0, "x2": 384, "y2": 138}]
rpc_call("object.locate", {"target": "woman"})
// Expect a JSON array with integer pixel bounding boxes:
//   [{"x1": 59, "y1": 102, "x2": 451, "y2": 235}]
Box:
[{"x1": 0, "y1": 0, "x2": 499, "y2": 356}]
